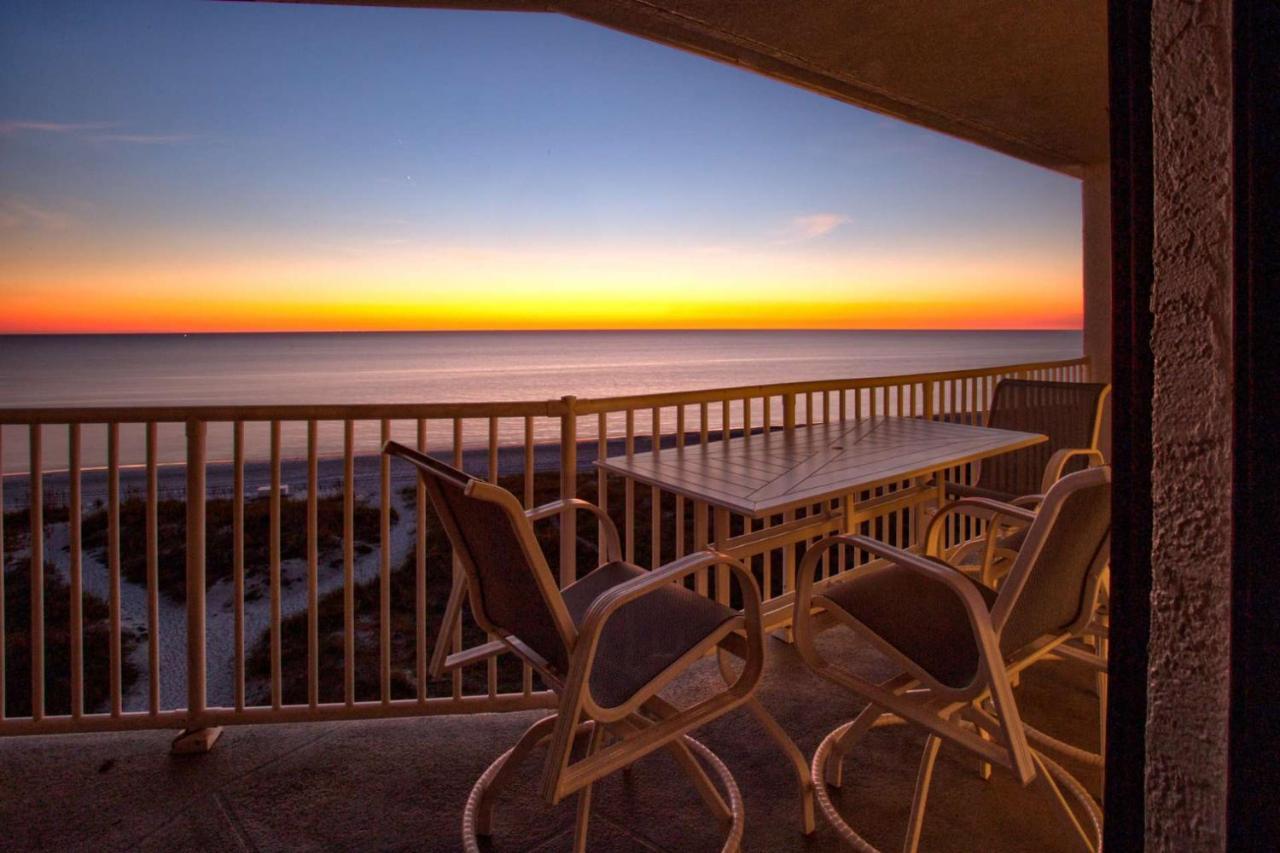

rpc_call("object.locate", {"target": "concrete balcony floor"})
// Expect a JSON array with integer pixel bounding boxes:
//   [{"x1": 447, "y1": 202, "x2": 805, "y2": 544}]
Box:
[{"x1": 0, "y1": 629, "x2": 1102, "y2": 852}]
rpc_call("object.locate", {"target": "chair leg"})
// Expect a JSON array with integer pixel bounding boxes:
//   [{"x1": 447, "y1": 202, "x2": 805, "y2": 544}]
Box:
[
  {"x1": 475, "y1": 714, "x2": 559, "y2": 836},
  {"x1": 973, "y1": 704, "x2": 993, "y2": 781},
  {"x1": 1030, "y1": 750, "x2": 1099, "y2": 852},
  {"x1": 902, "y1": 735, "x2": 941, "y2": 853},
  {"x1": 827, "y1": 702, "x2": 885, "y2": 788},
  {"x1": 744, "y1": 696, "x2": 816, "y2": 835},
  {"x1": 571, "y1": 723, "x2": 606, "y2": 853},
  {"x1": 639, "y1": 698, "x2": 732, "y2": 823},
  {"x1": 715, "y1": 648, "x2": 814, "y2": 833}
]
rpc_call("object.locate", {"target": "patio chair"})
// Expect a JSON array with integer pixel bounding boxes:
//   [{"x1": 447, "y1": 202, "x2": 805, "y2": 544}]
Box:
[
  {"x1": 927, "y1": 496, "x2": 1109, "y2": 774},
  {"x1": 942, "y1": 378, "x2": 1110, "y2": 586},
  {"x1": 384, "y1": 441, "x2": 767, "y2": 853},
  {"x1": 794, "y1": 466, "x2": 1111, "y2": 852}
]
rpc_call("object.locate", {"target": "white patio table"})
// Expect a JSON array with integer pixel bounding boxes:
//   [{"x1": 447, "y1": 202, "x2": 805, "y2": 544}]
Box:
[{"x1": 597, "y1": 415, "x2": 1046, "y2": 617}]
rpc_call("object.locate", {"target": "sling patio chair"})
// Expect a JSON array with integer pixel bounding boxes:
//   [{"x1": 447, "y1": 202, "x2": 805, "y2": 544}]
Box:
[
  {"x1": 383, "y1": 441, "x2": 770, "y2": 853},
  {"x1": 927, "y1": 495, "x2": 1110, "y2": 775},
  {"x1": 794, "y1": 466, "x2": 1111, "y2": 852},
  {"x1": 940, "y1": 378, "x2": 1110, "y2": 587}
]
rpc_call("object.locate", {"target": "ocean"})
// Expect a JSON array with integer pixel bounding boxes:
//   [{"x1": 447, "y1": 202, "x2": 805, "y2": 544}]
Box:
[{"x1": 0, "y1": 330, "x2": 1081, "y2": 478}]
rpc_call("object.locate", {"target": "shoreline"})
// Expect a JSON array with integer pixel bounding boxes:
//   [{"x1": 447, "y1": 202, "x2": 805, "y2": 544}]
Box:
[{"x1": 1, "y1": 429, "x2": 737, "y2": 510}]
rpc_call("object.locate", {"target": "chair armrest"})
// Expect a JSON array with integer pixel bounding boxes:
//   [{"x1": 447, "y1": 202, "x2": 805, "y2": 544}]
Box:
[
  {"x1": 923, "y1": 498, "x2": 1037, "y2": 557},
  {"x1": 525, "y1": 498, "x2": 622, "y2": 563},
  {"x1": 567, "y1": 549, "x2": 764, "y2": 713},
  {"x1": 1040, "y1": 447, "x2": 1106, "y2": 493},
  {"x1": 1010, "y1": 494, "x2": 1045, "y2": 509}
]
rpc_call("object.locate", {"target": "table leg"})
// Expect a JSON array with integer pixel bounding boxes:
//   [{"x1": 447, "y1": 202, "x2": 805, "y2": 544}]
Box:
[
  {"x1": 713, "y1": 506, "x2": 731, "y2": 604},
  {"x1": 693, "y1": 500, "x2": 709, "y2": 596}
]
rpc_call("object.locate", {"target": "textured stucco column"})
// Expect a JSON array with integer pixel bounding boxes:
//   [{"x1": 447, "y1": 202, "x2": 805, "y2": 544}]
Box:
[
  {"x1": 1080, "y1": 160, "x2": 1111, "y2": 457},
  {"x1": 1146, "y1": 0, "x2": 1233, "y2": 849}
]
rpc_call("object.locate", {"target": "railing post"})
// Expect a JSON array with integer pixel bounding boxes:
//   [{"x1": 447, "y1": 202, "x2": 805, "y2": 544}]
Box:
[
  {"x1": 29, "y1": 425, "x2": 44, "y2": 722},
  {"x1": 924, "y1": 380, "x2": 935, "y2": 422},
  {"x1": 782, "y1": 392, "x2": 796, "y2": 431},
  {"x1": 559, "y1": 396, "x2": 578, "y2": 587},
  {"x1": 173, "y1": 418, "x2": 220, "y2": 753}
]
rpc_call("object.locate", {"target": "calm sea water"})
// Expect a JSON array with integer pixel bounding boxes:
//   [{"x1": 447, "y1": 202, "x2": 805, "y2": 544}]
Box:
[{"x1": 0, "y1": 331, "x2": 1080, "y2": 475}]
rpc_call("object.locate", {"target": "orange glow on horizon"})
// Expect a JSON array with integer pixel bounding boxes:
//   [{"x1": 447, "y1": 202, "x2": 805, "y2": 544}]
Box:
[{"x1": 0, "y1": 244, "x2": 1082, "y2": 333}]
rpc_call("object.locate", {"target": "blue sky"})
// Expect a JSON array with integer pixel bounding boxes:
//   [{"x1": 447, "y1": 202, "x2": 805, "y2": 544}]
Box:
[{"x1": 0, "y1": 0, "x2": 1084, "y2": 331}]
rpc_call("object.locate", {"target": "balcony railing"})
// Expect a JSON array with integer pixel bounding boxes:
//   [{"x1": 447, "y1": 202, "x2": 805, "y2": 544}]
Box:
[{"x1": 0, "y1": 356, "x2": 1088, "y2": 739}]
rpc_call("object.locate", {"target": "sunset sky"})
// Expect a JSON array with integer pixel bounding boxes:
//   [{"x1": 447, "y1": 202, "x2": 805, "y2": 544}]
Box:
[{"x1": 1, "y1": 1, "x2": 1084, "y2": 333}]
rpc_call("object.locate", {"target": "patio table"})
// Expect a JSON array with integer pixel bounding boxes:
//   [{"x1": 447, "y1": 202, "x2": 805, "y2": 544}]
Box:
[{"x1": 596, "y1": 415, "x2": 1046, "y2": 617}]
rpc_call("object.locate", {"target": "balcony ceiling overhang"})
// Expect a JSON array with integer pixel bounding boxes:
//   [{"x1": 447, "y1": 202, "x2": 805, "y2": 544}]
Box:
[{"x1": 259, "y1": 1, "x2": 1109, "y2": 176}]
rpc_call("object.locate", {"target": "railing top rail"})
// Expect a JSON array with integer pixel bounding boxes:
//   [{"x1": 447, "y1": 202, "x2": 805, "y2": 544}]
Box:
[
  {"x1": 571, "y1": 356, "x2": 1090, "y2": 414},
  {"x1": 0, "y1": 356, "x2": 1087, "y2": 425}
]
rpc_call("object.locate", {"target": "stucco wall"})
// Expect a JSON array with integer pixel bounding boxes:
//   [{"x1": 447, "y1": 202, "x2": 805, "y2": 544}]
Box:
[{"x1": 1147, "y1": 0, "x2": 1233, "y2": 849}]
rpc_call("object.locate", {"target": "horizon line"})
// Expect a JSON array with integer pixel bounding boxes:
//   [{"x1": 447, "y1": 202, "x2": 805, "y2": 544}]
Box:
[{"x1": 0, "y1": 326, "x2": 1084, "y2": 336}]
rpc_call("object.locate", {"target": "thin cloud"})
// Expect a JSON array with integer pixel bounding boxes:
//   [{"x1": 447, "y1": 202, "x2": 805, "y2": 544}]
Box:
[
  {"x1": 0, "y1": 197, "x2": 74, "y2": 230},
  {"x1": 0, "y1": 119, "x2": 117, "y2": 135},
  {"x1": 0, "y1": 120, "x2": 193, "y2": 144},
  {"x1": 91, "y1": 132, "x2": 195, "y2": 144},
  {"x1": 779, "y1": 213, "x2": 849, "y2": 243}
]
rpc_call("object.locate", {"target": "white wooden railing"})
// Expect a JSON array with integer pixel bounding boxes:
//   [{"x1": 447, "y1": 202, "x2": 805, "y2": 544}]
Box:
[{"x1": 0, "y1": 357, "x2": 1088, "y2": 740}]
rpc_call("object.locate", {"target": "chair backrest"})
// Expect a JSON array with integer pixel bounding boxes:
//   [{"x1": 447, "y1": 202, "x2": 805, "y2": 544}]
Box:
[
  {"x1": 383, "y1": 441, "x2": 576, "y2": 674},
  {"x1": 991, "y1": 465, "x2": 1111, "y2": 657},
  {"x1": 979, "y1": 379, "x2": 1110, "y2": 498}
]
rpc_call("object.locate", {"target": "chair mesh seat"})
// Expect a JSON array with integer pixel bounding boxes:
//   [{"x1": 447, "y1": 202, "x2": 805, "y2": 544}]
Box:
[
  {"x1": 562, "y1": 561, "x2": 737, "y2": 708},
  {"x1": 820, "y1": 561, "x2": 997, "y2": 690}
]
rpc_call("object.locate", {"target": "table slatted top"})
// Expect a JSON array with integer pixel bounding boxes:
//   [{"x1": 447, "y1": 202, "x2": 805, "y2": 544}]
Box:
[{"x1": 595, "y1": 416, "x2": 1046, "y2": 518}]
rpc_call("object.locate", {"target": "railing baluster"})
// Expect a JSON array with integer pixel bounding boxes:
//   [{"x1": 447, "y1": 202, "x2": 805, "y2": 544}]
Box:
[
  {"x1": 184, "y1": 420, "x2": 208, "y2": 735},
  {"x1": 0, "y1": 428, "x2": 4, "y2": 718},
  {"x1": 675, "y1": 406, "x2": 686, "y2": 559},
  {"x1": 651, "y1": 407, "x2": 661, "y2": 569},
  {"x1": 233, "y1": 421, "x2": 245, "y2": 711},
  {"x1": 486, "y1": 417, "x2": 498, "y2": 698},
  {"x1": 451, "y1": 419, "x2": 464, "y2": 700},
  {"x1": 559, "y1": 399, "x2": 578, "y2": 588},
  {"x1": 68, "y1": 425, "x2": 82, "y2": 719},
  {"x1": 381, "y1": 419, "x2": 392, "y2": 704},
  {"x1": 525, "y1": 416, "x2": 536, "y2": 508},
  {"x1": 29, "y1": 425, "x2": 44, "y2": 721},
  {"x1": 146, "y1": 423, "x2": 160, "y2": 715},
  {"x1": 596, "y1": 413, "x2": 608, "y2": 547},
  {"x1": 344, "y1": 419, "x2": 355, "y2": 706},
  {"x1": 624, "y1": 408, "x2": 635, "y2": 563},
  {"x1": 107, "y1": 423, "x2": 121, "y2": 718},
  {"x1": 307, "y1": 420, "x2": 319, "y2": 709},
  {"x1": 269, "y1": 420, "x2": 282, "y2": 710},
  {"x1": 417, "y1": 419, "x2": 428, "y2": 704}
]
